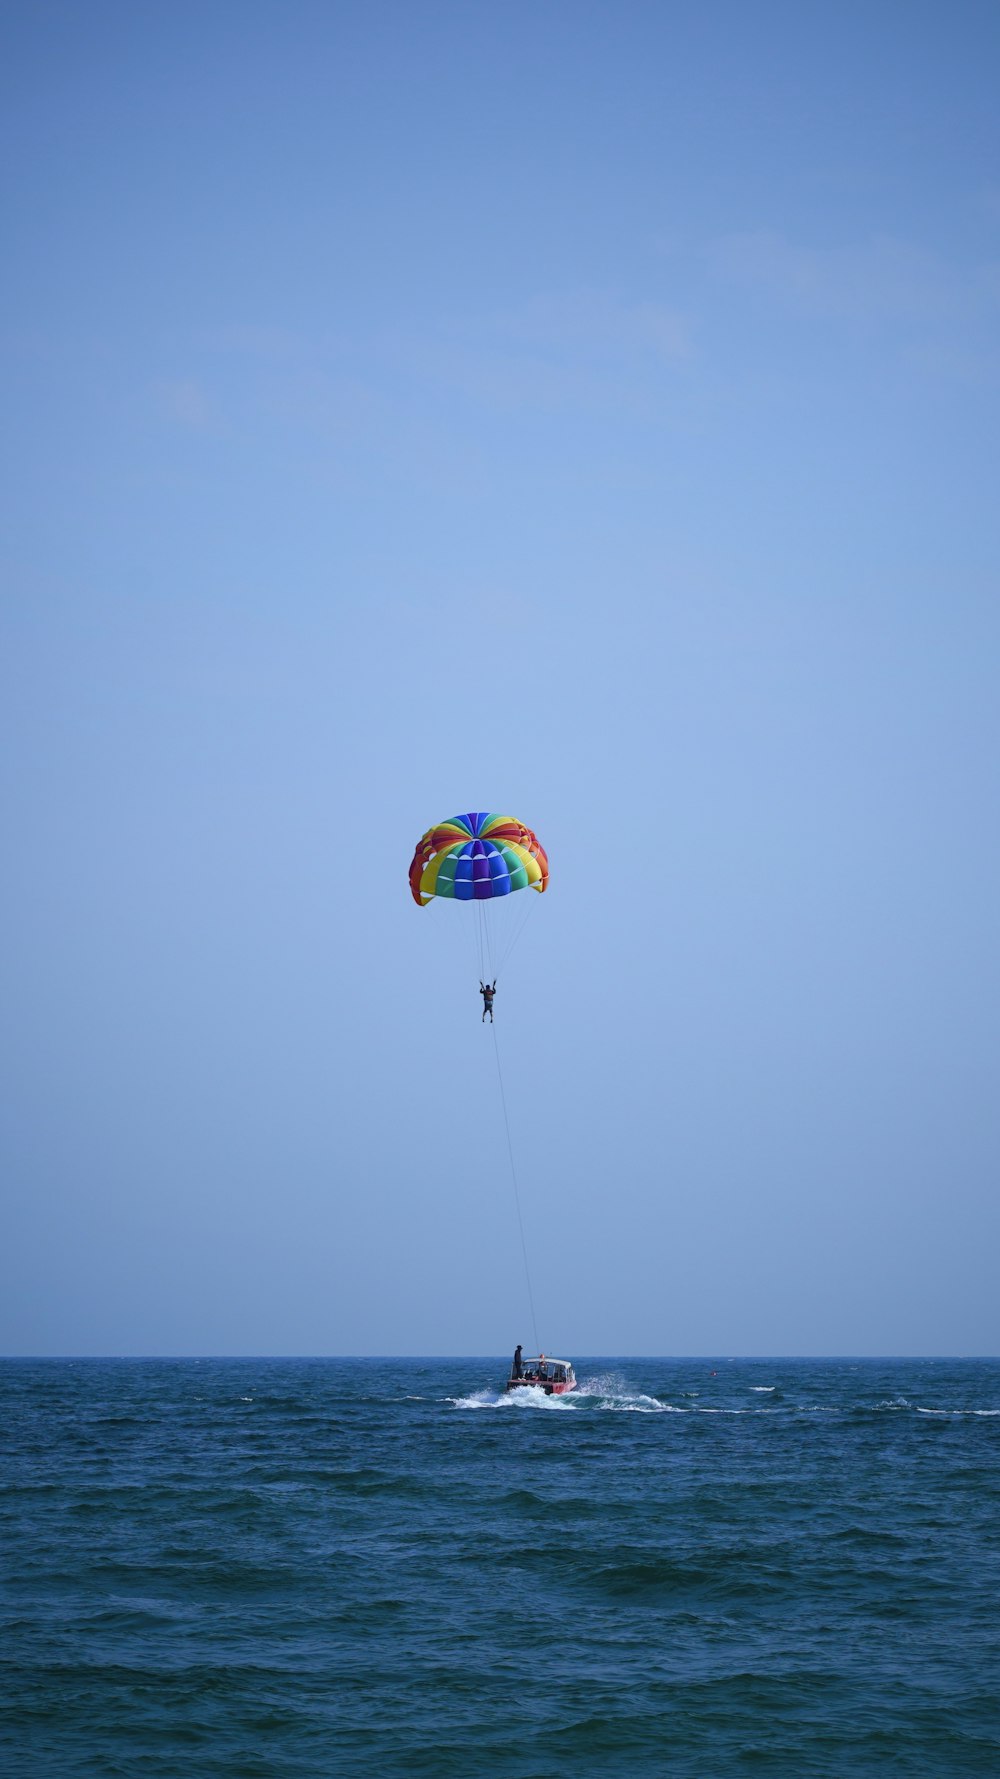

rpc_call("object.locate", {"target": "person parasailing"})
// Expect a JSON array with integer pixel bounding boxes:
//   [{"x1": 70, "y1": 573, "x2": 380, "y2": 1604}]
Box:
[{"x1": 480, "y1": 979, "x2": 496, "y2": 1023}]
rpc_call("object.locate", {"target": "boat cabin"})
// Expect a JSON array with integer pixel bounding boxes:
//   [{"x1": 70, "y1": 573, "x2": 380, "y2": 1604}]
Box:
[{"x1": 504, "y1": 1355, "x2": 577, "y2": 1395}]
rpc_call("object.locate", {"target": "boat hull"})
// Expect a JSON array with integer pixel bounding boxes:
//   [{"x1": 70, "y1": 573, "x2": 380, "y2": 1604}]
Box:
[{"x1": 504, "y1": 1378, "x2": 576, "y2": 1396}]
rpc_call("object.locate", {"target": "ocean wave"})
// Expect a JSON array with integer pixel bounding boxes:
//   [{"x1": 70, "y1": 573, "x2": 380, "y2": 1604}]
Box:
[
  {"x1": 691, "y1": 1406, "x2": 767, "y2": 1415},
  {"x1": 917, "y1": 1406, "x2": 1000, "y2": 1417},
  {"x1": 595, "y1": 1397, "x2": 681, "y2": 1414}
]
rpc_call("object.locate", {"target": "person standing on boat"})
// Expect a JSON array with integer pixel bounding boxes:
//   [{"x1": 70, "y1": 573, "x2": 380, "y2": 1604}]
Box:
[
  {"x1": 512, "y1": 1344, "x2": 523, "y2": 1379},
  {"x1": 480, "y1": 980, "x2": 496, "y2": 1022}
]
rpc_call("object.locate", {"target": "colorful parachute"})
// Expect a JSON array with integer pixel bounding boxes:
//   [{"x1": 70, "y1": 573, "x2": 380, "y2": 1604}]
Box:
[{"x1": 409, "y1": 812, "x2": 549, "y2": 906}]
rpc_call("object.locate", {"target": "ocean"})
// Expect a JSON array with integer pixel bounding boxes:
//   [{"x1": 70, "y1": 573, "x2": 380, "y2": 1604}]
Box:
[{"x1": 1, "y1": 1357, "x2": 998, "y2": 1777}]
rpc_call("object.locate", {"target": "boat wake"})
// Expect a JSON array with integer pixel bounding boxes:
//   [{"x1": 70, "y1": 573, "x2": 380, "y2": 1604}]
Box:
[
  {"x1": 578, "y1": 1373, "x2": 679, "y2": 1412},
  {"x1": 449, "y1": 1387, "x2": 577, "y2": 1410},
  {"x1": 448, "y1": 1374, "x2": 677, "y2": 1413}
]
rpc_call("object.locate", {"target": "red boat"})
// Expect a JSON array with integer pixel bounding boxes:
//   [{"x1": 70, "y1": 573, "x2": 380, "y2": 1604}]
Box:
[{"x1": 504, "y1": 1354, "x2": 577, "y2": 1396}]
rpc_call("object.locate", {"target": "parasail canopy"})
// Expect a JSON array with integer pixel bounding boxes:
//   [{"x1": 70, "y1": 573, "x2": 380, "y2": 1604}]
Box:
[{"x1": 409, "y1": 811, "x2": 549, "y2": 906}]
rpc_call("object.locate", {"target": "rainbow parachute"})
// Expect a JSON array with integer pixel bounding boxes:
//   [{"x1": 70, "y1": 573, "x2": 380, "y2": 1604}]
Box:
[{"x1": 409, "y1": 812, "x2": 549, "y2": 906}]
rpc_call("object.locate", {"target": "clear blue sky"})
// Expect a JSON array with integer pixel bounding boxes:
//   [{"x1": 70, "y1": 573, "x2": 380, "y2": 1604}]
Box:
[{"x1": 2, "y1": 2, "x2": 998, "y2": 1356}]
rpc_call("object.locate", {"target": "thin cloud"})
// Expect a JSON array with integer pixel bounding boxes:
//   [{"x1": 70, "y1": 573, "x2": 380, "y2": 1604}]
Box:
[
  {"x1": 491, "y1": 288, "x2": 691, "y2": 363},
  {"x1": 627, "y1": 300, "x2": 691, "y2": 363},
  {"x1": 209, "y1": 325, "x2": 302, "y2": 359},
  {"x1": 714, "y1": 230, "x2": 999, "y2": 326},
  {"x1": 156, "y1": 377, "x2": 222, "y2": 432},
  {"x1": 382, "y1": 290, "x2": 694, "y2": 418}
]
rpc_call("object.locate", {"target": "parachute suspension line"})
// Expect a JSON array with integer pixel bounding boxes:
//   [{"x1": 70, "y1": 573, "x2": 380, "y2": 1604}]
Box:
[
  {"x1": 491, "y1": 1020, "x2": 540, "y2": 1355},
  {"x1": 468, "y1": 899, "x2": 485, "y2": 982},
  {"x1": 475, "y1": 887, "x2": 533, "y2": 994},
  {"x1": 469, "y1": 900, "x2": 501, "y2": 997},
  {"x1": 481, "y1": 912, "x2": 489, "y2": 985},
  {"x1": 494, "y1": 888, "x2": 536, "y2": 979},
  {"x1": 479, "y1": 898, "x2": 496, "y2": 986}
]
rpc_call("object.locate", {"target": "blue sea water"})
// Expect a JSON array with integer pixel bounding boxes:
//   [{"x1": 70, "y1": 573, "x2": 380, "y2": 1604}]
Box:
[{"x1": 1, "y1": 1358, "x2": 999, "y2": 1777}]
